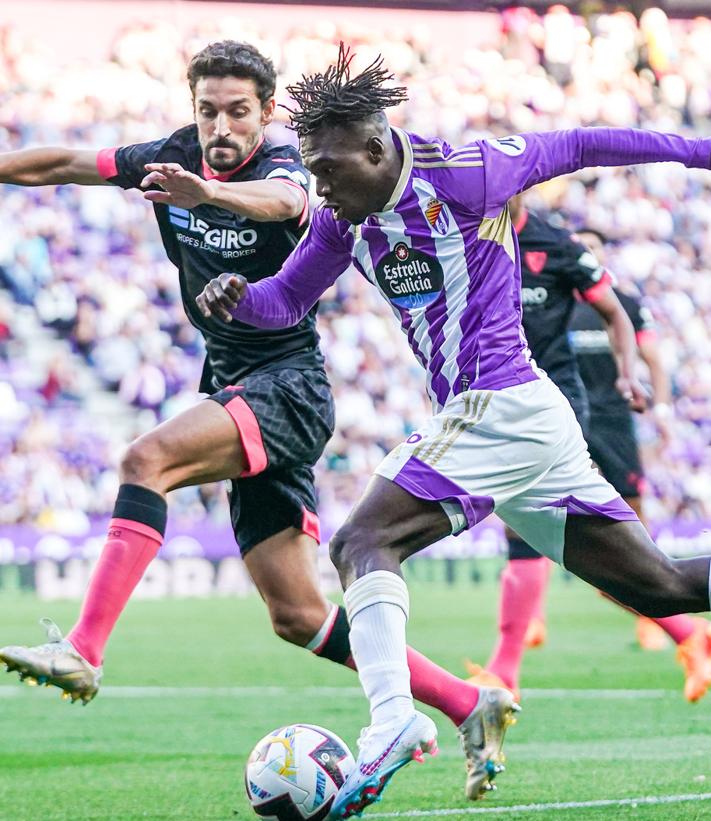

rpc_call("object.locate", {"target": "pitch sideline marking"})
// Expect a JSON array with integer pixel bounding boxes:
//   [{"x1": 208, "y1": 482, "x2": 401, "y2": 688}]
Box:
[
  {"x1": 368, "y1": 793, "x2": 711, "y2": 817},
  {"x1": 0, "y1": 685, "x2": 677, "y2": 699}
]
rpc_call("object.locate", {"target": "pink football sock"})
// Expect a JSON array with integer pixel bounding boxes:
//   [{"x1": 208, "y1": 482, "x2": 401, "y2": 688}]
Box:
[
  {"x1": 487, "y1": 557, "x2": 549, "y2": 691},
  {"x1": 344, "y1": 648, "x2": 479, "y2": 727},
  {"x1": 651, "y1": 615, "x2": 696, "y2": 645},
  {"x1": 406, "y1": 646, "x2": 480, "y2": 726},
  {"x1": 67, "y1": 518, "x2": 164, "y2": 666}
]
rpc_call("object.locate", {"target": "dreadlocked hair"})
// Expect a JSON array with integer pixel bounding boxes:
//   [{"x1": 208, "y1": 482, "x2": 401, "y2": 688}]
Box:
[{"x1": 285, "y1": 43, "x2": 408, "y2": 137}]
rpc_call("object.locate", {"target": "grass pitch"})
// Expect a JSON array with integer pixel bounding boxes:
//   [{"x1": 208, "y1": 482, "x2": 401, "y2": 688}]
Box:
[{"x1": 0, "y1": 560, "x2": 710, "y2": 820}]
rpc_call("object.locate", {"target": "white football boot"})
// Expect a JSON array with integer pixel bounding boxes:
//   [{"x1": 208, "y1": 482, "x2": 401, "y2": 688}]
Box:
[
  {"x1": 457, "y1": 685, "x2": 520, "y2": 799},
  {"x1": 329, "y1": 710, "x2": 438, "y2": 819},
  {"x1": 0, "y1": 618, "x2": 102, "y2": 705}
]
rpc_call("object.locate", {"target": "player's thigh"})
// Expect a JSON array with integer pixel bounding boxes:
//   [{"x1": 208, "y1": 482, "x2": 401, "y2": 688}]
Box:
[
  {"x1": 122, "y1": 397, "x2": 247, "y2": 491},
  {"x1": 148, "y1": 367, "x2": 333, "y2": 493},
  {"x1": 330, "y1": 475, "x2": 453, "y2": 584},
  {"x1": 562, "y1": 515, "x2": 681, "y2": 606}
]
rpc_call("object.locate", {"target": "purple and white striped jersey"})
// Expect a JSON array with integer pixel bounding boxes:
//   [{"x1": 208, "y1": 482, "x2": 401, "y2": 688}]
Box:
[{"x1": 232, "y1": 126, "x2": 710, "y2": 410}]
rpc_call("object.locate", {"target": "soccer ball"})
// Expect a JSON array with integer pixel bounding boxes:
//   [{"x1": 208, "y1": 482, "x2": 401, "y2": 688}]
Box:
[{"x1": 245, "y1": 724, "x2": 355, "y2": 820}]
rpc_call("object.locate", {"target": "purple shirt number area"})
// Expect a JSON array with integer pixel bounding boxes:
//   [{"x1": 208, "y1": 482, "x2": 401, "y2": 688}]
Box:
[{"x1": 233, "y1": 126, "x2": 711, "y2": 411}]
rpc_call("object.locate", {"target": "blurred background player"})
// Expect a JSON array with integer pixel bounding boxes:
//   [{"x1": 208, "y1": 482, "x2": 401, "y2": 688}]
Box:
[
  {"x1": 571, "y1": 227, "x2": 711, "y2": 700},
  {"x1": 0, "y1": 42, "x2": 489, "y2": 755},
  {"x1": 467, "y1": 207, "x2": 711, "y2": 702}
]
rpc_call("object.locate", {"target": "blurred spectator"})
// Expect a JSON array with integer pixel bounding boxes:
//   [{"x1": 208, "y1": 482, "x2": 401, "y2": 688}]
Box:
[{"x1": 1, "y1": 8, "x2": 711, "y2": 530}]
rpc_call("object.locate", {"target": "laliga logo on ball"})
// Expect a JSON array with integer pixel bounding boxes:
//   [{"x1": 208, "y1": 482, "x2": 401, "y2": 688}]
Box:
[{"x1": 245, "y1": 724, "x2": 355, "y2": 820}]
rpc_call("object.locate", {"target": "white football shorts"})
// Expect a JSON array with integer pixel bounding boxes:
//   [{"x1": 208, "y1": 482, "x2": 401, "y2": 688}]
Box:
[{"x1": 375, "y1": 376, "x2": 638, "y2": 565}]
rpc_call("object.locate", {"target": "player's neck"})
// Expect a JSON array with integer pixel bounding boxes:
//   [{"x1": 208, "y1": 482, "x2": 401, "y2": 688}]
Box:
[{"x1": 373, "y1": 135, "x2": 405, "y2": 213}]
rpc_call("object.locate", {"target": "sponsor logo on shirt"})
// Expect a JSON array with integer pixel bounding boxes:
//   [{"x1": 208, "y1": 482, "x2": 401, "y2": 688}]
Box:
[
  {"x1": 375, "y1": 243, "x2": 444, "y2": 310},
  {"x1": 422, "y1": 197, "x2": 450, "y2": 236},
  {"x1": 168, "y1": 206, "x2": 258, "y2": 257},
  {"x1": 521, "y1": 286, "x2": 548, "y2": 306},
  {"x1": 486, "y1": 135, "x2": 526, "y2": 157}
]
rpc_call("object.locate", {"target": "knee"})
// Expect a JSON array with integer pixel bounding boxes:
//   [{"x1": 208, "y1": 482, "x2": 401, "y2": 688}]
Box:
[
  {"x1": 269, "y1": 601, "x2": 323, "y2": 647},
  {"x1": 329, "y1": 522, "x2": 370, "y2": 573},
  {"x1": 119, "y1": 434, "x2": 168, "y2": 488}
]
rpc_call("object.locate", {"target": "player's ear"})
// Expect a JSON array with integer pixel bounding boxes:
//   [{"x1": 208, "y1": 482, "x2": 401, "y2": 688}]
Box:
[
  {"x1": 261, "y1": 97, "x2": 276, "y2": 126},
  {"x1": 367, "y1": 136, "x2": 385, "y2": 165}
]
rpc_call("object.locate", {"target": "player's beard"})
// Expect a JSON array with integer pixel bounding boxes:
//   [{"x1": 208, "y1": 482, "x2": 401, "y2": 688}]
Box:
[{"x1": 204, "y1": 137, "x2": 253, "y2": 172}]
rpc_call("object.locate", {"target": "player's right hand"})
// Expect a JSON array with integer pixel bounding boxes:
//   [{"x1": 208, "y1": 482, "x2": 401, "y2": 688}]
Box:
[{"x1": 196, "y1": 273, "x2": 248, "y2": 322}]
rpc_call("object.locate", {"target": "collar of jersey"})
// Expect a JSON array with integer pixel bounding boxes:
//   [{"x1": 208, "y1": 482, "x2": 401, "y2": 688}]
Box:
[
  {"x1": 201, "y1": 135, "x2": 265, "y2": 181},
  {"x1": 374, "y1": 127, "x2": 413, "y2": 215}
]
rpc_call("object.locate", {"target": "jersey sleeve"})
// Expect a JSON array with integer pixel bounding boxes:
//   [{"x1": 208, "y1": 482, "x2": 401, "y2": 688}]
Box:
[
  {"x1": 257, "y1": 146, "x2": 310, "y2": 226},
  {"x1": 620, "y1": 293, "x2": 657, "y2": 344},
  {"x1": 232, "y1": 206, "x2": 352, "y2": 329},
  {"x1": 96, "y1": 139, "x2": 168, "y2": 190},
  {"x1": 478, "y1": 128, "x2": 711, "y2": 217},
  {"x1": 560, "y1": 238, "x2": 612, "y2": 303}
]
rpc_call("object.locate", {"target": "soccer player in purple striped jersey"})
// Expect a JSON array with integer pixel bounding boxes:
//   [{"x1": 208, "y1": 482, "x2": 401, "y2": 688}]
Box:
[{"x1": 198, "y1": 45, "x2": 711, "y2": 817}]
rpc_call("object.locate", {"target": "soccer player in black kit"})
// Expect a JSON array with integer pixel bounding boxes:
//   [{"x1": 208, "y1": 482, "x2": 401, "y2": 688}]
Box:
[
  {"x1": 466, "y1": 194, "x2": 642, "y2": 700},
  {"x1": 571, "y1": 228, "x2": 711, "y2": 702},
  {"x1": 0, "y1": 44, "x2": 492, "y2": 748},
  {"x1": 467, "y1": 199, "x2": 711, "y2": 701}
]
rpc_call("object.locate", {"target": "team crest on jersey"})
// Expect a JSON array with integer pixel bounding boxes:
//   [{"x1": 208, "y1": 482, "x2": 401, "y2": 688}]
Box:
[
  {"x1": 423, "y1": 198, "x2": 450, "y2": 236},
  {"x1": 524, "y1": 251, "x2": 547, "y2": 274},
  {"x1": 375, "y1": 243, "x2": 444, "y2": 310}
]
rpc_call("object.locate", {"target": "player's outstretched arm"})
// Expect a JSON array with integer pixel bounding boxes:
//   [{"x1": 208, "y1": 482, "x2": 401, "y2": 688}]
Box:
[
  {"x1": 590, "y1": 288, "x2": 647, "y2": 412},
  {"x1": 482, "y1": 129, "x2": 711, "y2": 215},
  {"x1": 0, "y1": 148, "x2": 107, "y2": 186},
  {"x1": 197, "y1": 207, "x2": 352, "y2": 329},
  {"x1": 141, "y1": 162, "x2": 305, "y2": 222}
]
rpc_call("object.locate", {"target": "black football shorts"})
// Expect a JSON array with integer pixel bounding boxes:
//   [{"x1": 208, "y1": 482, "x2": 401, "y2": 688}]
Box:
[
  {"x1": 208, "y1": 367, "x2": 335, "y2": 555},
  {"x1": 585, "y1": 410, "x2": 643, "y2": 499}
]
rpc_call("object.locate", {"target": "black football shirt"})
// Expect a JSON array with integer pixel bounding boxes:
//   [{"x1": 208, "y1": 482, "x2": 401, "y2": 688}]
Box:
[
  {"x1": 517, "y1": 209, "x2": 609, "y2": 386},
  {"x1": 569, "y1": 289, "x2": 655, "y2": 414},
  {"x1": 98, "y1": 124, "x2": 322, "y2": 392}
]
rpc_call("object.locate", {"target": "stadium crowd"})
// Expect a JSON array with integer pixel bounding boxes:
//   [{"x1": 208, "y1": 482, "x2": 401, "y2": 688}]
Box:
[{"x1": 2, "y1": 6, "x2": 711, "y2": 536}]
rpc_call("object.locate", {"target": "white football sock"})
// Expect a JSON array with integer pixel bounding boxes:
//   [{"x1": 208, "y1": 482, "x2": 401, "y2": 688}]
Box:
[{"x1": 344, "y1": 570, "x2": 414, "y2": 726}]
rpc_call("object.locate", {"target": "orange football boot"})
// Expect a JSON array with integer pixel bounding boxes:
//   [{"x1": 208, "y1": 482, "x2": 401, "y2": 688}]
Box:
[
  {"x1": 636, "y1": 616, "x2": 670, "y2": 651},
  {"x1": 464, "y1": 661, "x2": 520, "y2": 704},
  {"x1": 523, "y1": 617, "x2": 547, "y2": 649},
  {"x1": 676, "y1": 618, "x2": 711, "y2": 703}
]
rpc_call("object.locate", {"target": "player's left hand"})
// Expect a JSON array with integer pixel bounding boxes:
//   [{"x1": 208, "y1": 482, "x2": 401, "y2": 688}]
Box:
[
  {"x1": 141, "y1": 162, "x2": 214, "y2": 208},
  {"x1": 196, "y1": 273, "x2": 248, "y2": 322},
  {"x1": 615, "y1": 376, "x2": 648, "y2": 413}
]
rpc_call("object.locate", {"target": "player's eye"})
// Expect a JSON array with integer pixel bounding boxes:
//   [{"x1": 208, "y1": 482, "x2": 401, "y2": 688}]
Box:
[{"x1": 200, "y1": 108, "x2": 216, "y2": 118}]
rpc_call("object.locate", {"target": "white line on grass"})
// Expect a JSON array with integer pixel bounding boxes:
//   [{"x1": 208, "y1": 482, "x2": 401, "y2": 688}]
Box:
[
  {"x1": 367, "y1": 793, "x2": 711, "y2": 818},
  {"x1": 0, "y1": 685, "x2": 676, "y2": 699}
]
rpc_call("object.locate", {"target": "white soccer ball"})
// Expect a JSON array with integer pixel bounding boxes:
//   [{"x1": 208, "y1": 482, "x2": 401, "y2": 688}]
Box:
[{"x1": 245, "y1": 723, "x2": 355, "y2": 820}]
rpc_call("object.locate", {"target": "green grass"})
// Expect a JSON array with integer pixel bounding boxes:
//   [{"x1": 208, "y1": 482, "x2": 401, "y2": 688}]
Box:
[{"x1": 0, "y1": 561, "x2": 710, "y2": 820}]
